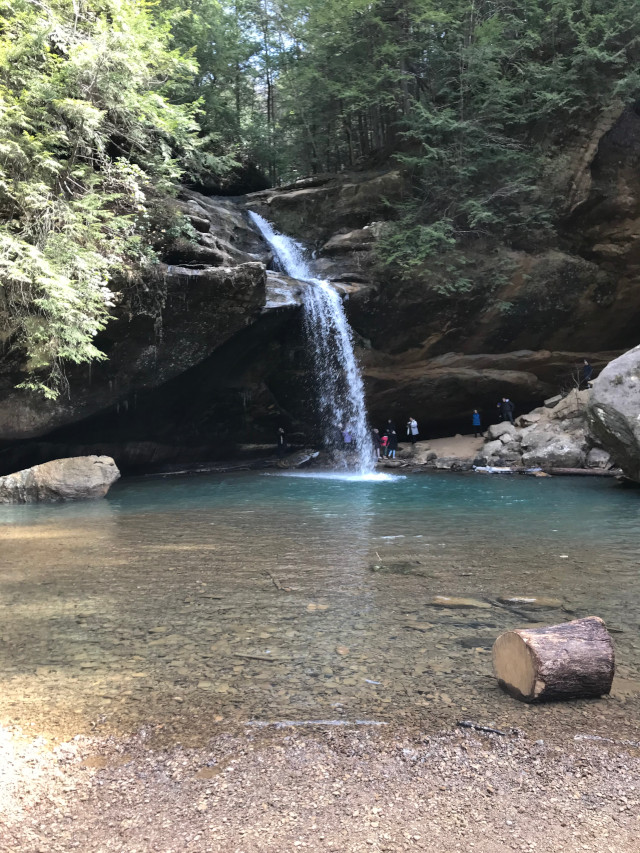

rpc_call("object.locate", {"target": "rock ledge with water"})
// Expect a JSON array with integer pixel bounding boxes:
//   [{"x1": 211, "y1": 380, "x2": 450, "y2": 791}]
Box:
[{"x1": 0, "y1": 456, "x2": 120, "y2": 503}]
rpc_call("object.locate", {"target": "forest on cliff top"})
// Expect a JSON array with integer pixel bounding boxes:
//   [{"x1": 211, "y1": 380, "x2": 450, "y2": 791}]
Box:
[{"x1": 0, "y1": 0, "x2": 639, "y2": 395}]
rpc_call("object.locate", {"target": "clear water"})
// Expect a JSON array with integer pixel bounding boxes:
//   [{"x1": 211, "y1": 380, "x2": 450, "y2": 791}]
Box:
[
  {"x1": 1, "y1": 472, "x2": 639, "y2": 743},
  {"x1": 248, "y1": 211, "x2": 375, "y2": 473}
]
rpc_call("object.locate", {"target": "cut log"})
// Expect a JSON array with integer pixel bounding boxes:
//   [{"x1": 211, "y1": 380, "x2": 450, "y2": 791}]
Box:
[{"x1": 492, "y1": 616, "x2": 615, "y2": 702}]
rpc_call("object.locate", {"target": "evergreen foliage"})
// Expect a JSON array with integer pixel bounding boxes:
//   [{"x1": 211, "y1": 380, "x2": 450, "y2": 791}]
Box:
[
  {"x1": 0, "y1": 0, "x2": 202, "y2": 395},
  {"x1": 1, "y1": 0, "x2": 639, "y2": 392}
]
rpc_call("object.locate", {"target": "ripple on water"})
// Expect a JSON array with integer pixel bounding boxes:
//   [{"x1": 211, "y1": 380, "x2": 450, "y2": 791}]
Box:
[{"x1": 0, "y1": 470, "x2": 639, "y2": 742}]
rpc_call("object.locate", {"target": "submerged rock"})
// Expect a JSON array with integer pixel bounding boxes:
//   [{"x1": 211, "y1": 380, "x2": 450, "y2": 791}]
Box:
[
  {"x1": 497, "y1": 596, "x2": 563, "y2": 609},
  {"x1": 429, "y1": 596, "x2": 491, "y2": 609},
  {"x1": 0, "y1": 456, "x2": 120, "y2": 503}
]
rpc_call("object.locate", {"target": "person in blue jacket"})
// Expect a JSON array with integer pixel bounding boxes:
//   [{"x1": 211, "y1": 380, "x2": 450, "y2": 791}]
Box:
[{"x1": 472, "y1": 409, "x2": 482, "y2": 437}]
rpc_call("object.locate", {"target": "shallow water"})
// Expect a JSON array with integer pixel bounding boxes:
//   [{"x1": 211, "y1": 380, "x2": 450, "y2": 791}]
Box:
[{"x1": 1, "y1": 471, "x2": 639, "y2": 743}]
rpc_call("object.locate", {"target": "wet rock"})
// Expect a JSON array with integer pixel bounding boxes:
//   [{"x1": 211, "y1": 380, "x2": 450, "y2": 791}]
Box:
[
  {"x1": 277, "y1": 449, "x2": 320, "y2": 468},
  {"x1": 434, "y1": 458, "x2": 473, "y2": 471},
  {"x1": 0, "y1": 456, "x2": 120, "y2": 503}
]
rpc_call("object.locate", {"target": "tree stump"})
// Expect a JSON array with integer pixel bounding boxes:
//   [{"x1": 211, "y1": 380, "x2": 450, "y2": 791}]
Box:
[{"x1": 492, "y1": 616, "x2": 615, "y2": 702}]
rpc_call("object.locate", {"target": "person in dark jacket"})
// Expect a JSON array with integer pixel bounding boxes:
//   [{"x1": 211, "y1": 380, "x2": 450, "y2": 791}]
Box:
[
  {"x1": 387, "y1": 429, "x2": 398, "y2": 459},
  {"x1": 276, "y1": 427, "x2": 287, "y2": 457},
  {"x1": 498, "y1": 397, "x2": 515, "y2": 424},
  {"x1": 583, "y1": 359, "x2": 593, "y2": 388},
  {"x1": 472, "y1": 409, "x2": 482, "y2": 437}
]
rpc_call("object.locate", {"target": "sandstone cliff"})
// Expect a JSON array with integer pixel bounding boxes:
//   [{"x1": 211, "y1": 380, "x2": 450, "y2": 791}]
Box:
[{"x1": 0, "y1": 103, "x2": 638, "y2": 473}]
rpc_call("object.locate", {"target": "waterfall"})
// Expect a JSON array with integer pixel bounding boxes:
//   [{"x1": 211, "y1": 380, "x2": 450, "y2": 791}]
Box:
[{"x1": 248, "y1": 211, "x2": 375, "y2": 474}]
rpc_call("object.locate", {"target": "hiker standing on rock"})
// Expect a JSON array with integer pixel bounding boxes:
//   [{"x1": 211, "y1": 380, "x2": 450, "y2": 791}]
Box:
[
  {"x1": 498, "y1": 397, "x2": 515, "y2": 425},
  {"x1": 406, "y1": 417, "x2": 419, "y2": 444},
  {"x1": 583, "y1": 359, "x2": 593, "y2": 388},
  {"x1": 472, "y1": 410, "x2": 482, "y2": 437},
  {"x1": 387, "y1": 428, "x2": 398, "y2": 459}
]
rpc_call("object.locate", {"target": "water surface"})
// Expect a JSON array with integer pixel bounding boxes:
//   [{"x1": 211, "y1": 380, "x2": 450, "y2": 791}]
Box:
[{"x1": 1, "y1": 471, "x2": 639, "y2": 743}]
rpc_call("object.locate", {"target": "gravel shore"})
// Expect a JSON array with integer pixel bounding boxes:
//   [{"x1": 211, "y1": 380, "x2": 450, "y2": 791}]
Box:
[{"x1": 2, "y1": 720, "x2": 639, "y2": 852}]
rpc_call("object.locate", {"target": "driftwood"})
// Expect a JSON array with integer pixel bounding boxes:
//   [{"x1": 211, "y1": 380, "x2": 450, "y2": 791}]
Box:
[{"x1": 492, "y1": 616, "x2": 614, "y2": 702}]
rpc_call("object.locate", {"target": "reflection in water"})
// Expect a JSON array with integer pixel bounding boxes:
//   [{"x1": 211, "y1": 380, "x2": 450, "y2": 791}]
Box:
[{"x1": 0, "y1": 471, "x2": 639, "y2": 742}]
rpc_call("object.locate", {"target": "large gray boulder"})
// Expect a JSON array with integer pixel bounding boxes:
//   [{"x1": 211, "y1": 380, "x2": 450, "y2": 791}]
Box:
[
  {"x1": 588, "y1": 345, "x2": 640, "y2": 482},
  {"x1": 0, "y1": 456, "x2": 120, "y2": 503},
  {"x1": 521, "y1": 437, "x2": 586, "y2": 469},
  {"x1": 486, "y1": 421, "x2": 517, "y2": 440}
]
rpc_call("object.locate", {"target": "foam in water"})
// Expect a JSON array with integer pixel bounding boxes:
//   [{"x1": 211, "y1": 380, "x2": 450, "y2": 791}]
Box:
[
  {"x1": 248, "y1": 211, "x2": 375, "y2": 474},
  {"x1": 272, "y1": 471, "x2": 402, "y2": 482}
]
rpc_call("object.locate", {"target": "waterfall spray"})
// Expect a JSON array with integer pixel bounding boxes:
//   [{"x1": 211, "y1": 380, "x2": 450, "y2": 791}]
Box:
[{"x1": 248, "y1": 211, "x2": 375, "y2": 474}]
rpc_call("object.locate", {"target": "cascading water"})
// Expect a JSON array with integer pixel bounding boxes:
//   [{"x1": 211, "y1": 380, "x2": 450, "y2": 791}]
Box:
[{"x1": 248, "y1": 211, "x2": 375, "y2": 474}]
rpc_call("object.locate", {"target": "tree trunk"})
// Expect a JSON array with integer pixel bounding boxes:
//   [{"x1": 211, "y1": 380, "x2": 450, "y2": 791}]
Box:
[{"x1": 492, "y1": 616, "x2": 615, "y2": 702}]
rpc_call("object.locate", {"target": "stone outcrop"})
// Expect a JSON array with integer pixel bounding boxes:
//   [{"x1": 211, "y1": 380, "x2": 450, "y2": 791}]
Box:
[
  {"x1": 0, "y1": 456, "x2": 120, "y2": 503},
  {"x1": 479, "y1": 389, "x2": 612, "y2": 471},
  {"x1": 0, "y1": 262, "x2": 269, "y2": 443},
  {"x1": 0, "y1": 102, "x2": 639, "y2": 475},
  {"x1": 587, "y1": 344, "x2": 640, "y2": 482},
  {"x1": 360, "y1": 349, "x2": 620, "y2": 435}
]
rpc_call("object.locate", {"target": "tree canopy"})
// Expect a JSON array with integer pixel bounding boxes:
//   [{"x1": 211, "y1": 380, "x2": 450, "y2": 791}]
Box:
[{"x1": 1, "y1": 0, "x2": 639, "y2": 393}]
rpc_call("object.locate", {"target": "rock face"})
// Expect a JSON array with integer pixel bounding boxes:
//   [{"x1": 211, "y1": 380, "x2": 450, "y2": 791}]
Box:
[
  {"x1": 0, "y1": 102, "x2": 639, "y2": 473},
  {"x1": 0, "y1": 456, "x2": 120, "y2": 503},
  {"x1": 480, "y1": 389, "x2": 612, "y2": 470},
  {"x1": 587, "y1": 345, "x2": 640, "y2": 482},
  {"x1": 0, "y1": 262, "x2": 271, "y2": 443}
]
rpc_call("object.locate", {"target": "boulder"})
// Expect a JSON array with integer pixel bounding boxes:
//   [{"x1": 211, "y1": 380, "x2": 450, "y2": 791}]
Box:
[
  {"x1": 544, "y1": 394, "x2": 563, "y2": 408},
  {"x1": 521, "y1": 437, "x2": 586, "y2": 469},
  {"x1": 519, "y1": 425, "x2": 562, "y2": 450},
  {"x1": 585, "y1": 447, "x2": 612, "y2": 469},
  {"x1": 588, "y1": 344, "x2": 640, "y2": 482},
  {"x1": 483, "y1": 439, "x2": 505, "y2": 458},
  {"x1": 433, "y1": 457, "x2": 473, "y2": 471},
  {"x1": 549, "y1": 389, "x2": 590, "y2": 421},
  {"x1": 277, "y1": 449, "x2": 320, "y2": 469},
  {"x1": 487, "y1": 421, "x2": 518, "y2": 440},
  {"x1": 516, "y1": 412, "x2": 542, "y2": 427},
  {"x1": 0, "y1": 456, "x2": 120, "y2": 503}
]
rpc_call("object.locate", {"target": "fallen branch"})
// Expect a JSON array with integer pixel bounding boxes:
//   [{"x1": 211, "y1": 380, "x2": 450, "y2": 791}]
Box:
[
  {"x1": 457, "y1": 720, "x2": 512, "y2": 736},
  {"x1": 265, "y1": 571, "x2": 291, "y2": 592},
  {"x1": 234, "y1": 653, "x2": 283, "y2": 663}
]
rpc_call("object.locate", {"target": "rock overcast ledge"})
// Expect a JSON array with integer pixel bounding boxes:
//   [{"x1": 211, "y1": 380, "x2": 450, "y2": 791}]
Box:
[{"x1": 0, "y1": 456, "x2": 120, "y2": 504}]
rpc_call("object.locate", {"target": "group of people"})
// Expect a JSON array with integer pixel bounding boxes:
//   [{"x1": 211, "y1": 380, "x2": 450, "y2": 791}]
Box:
[
  {"x1": 276, "y1": 358, "x2": 597, "y2": 456},
  {"x1": 371, "y1": 417, "x2": 419, "y2": 459},
  {"x1": 470, "y1": 397, "x2": 514, "y2": 436}
]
